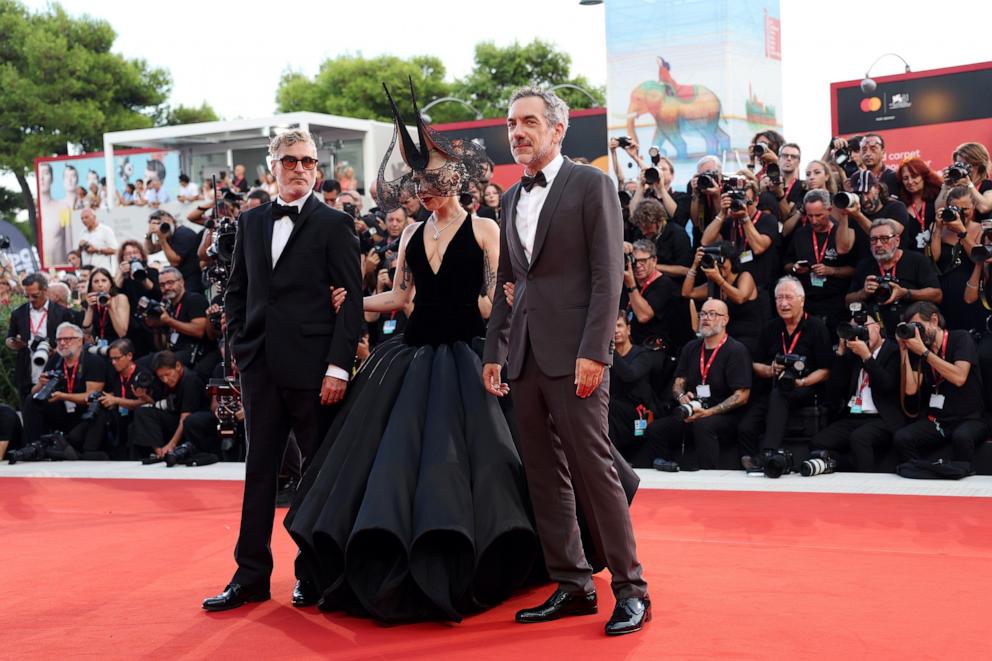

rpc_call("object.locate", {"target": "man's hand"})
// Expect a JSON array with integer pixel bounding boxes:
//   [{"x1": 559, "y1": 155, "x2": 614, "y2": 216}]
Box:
[
  {"x1": 154, "y1": 441, "x2": 177, "y2": 459},
  {"x1": 6, "y1": 334, "x2": 26, "y2": 351},
  {"x1": 623, "y1": 260, "x2": 636, "y2": 289},
  {"x1": 847, "y1": 337, "x2": 871, "y2": 360},
  {"x1": 376, "y1": 269, "x2": 391, "y2": 293},
  {"x1": 885, "y1": 282, "x2": 908, "y2": 306},
  {"x1": 810, "y1": 263, "x2": 833, "y2": 277},
  {"x1": 99, "y1": 393, "x2": 118, "y2": 409},
  {"x1": 904, "y1": 327, "x2": 927, "y2": 356},
  {"x1": 684, "y1": 406, "x2": 711, "y2": 423},
  {"x1": 792, "y1": 262, "x2": 811, "y2": 275},
  {"x1": 482, "y1": 362, "x2": 509, "y2": 397},
  {"x1": 330, "y1": 286, "x2": 347, "y2": 313},
  {"x1": 320, "y1": 375, "x2": 347, "y2": 405},
  {"x1": 503, "y1": 282, "x2": 515, "y2": 308},
  {"x1": 863, "y1": 275, "x2": 880, "y2": 297},
  {"x1": 575, "y1": 358, "x2": 606, "y2": 398}
]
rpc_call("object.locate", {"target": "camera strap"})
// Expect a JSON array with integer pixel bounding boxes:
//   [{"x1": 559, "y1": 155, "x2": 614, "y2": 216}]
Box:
[
  {"x1": 910, "y1": 200, "x2": 928, "y2": 233},
  {"x1": 699, "y1": 334, "x2": 728, "y2": 385},
  {"x1": 780, "y1": 316, "x2": 806, "y2": 355},
  {"x1": 928, "y1": 331, "x2": 950, "y2": 392},
  {"x1": 121, "y1": 365, "x2": 136, "y2": 399},
  {"x1": 811, "y1": 223, "x2": 834, "y2": 264}
]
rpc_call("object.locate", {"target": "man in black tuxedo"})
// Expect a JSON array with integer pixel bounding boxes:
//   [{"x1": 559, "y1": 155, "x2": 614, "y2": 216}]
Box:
[{"x1": 203, "y1": 129, "x2": 363, "y2": 612}]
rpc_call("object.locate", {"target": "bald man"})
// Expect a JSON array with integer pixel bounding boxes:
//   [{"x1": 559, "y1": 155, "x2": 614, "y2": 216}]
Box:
[{"x1": 644, "y1": 298, "x2": 752, "y2": 470}]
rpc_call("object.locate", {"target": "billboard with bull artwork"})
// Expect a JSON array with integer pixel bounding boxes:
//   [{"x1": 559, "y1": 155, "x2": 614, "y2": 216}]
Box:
[{"x1": 605, "y1": 0, "x2": 783, "y2": 189}]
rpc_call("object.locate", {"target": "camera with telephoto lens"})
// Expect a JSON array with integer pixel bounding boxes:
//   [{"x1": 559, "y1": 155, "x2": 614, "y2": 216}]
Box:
[
  {"x1": 644, "y1": 167, "x2": 660, "y2": 186},
  {"x1": 837, "y1": 322, "x2": 869, "y2": 343},
  {"x1": 940, "y1": 205, "x2": 962, "y2": 223},
  {"x1": 833, "y1": 191, "x2": 860, "y2": 209},
  {"x1": 80, "y1": 391, "x2": 103, "y2": 421},
  {"x1": 31, "y1": 337, "x2": 51, "y2": 367},
  {"x1": 696, "y1": 170, "x2": 720, "y2": 192},
  {"x1": 895, "y1": 320, "x2": 927, "y2": 341},
  {"x1": 722, "y1": 176, "x2": 749, "y2": 212},
  {"x1": 87, "y1": 344, "x2": 110, "y2": 357},
  {"x1": 32, "y1": 370, "x2": 64, "y2": 401},
  {"x1": 774, "y1": 353, "x2": 807, "y2": 392},
  {"x1": 132, "y1": 370, "x2": 154, "y2": 391},
  {"x1": 700, "y1": 245, "x2": 726, "y2": 270},
  {"x1": 801, "y1": 450, "x2": 838, "y2": 477},
  {"x1": 208, "y1": 377, "x2": 242, "y2": 451},
  {"x1": 766, "y1": 162, "x2": 781, "y2": 185},
  {"x1": 832, "y1": 136, "x2": 861, "y2": 177},
  {"x1": 872, "y1": 274, "x2": 898, "y2": 305},
  {"x1": 129, "y1": 259, "x2": 147, "y2": 281},
  {"x1": 341, "y1": 202, "x2": 358, "y2": 219},
  {"x1": 753, "y1": 143, "x2": 768, "y2": 158},
  {"x1": 136, "y1": 296, "x2": 164, "y2": 319},
  {"x1": 676, "y1": 398, "x2": 707, "y2": 420},
  {"x1": 158, "y1": 221, "x2": 172, "y2": 235},
  {"x1": 96, "y1": 292, "x2": 110, "y2": 306},
  {"x1": 373, "y1": 236, "x2": 400, "y2": 257},
  {"x1": 165, "y1": 441, "x2": 197, "y2": 467},
  {"x1": 7, "y1": 432, "x2": 75, "y2": 464},
  {"x1": 970, "y1": 220, "x2": 992, "y2": 263},
  {"x1": 946, "y1": 161, "x2": 971, "y2": 182},
  {"x1": 0, "y1": 234, "x2": 10, "y2": 250},
  {"x1": 761, "y1": 448, "x2": 794, "y2": 478}
]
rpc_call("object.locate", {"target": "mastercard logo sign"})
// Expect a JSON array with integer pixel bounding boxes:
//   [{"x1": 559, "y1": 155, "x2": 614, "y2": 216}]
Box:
[{"x1": 860, "y1": 97, "x2": 882, "y2": 112}]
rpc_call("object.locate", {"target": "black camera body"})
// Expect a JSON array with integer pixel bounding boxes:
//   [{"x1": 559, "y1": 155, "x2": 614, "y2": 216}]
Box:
[
  {"x1": 697, "y1": 170, "x2": 720, "y2": 192},
  {"x1": 895, "y1": 320, "x2": 927, "y2": 341},
  {"x1": 96, "y1": 292, "x2": 110, "y2": 306},
  {"x1": 373, "y1": 236, "x2": 401, "y2": 258},
  {"x1": 136, "y1": 296, "x2": 164, "y2": 319},
  {"x1": 7, "y1": 432, "x2": 76, "y2": 464},
  {"x1": 765, "y1": 162, "x2": 781, "y2": 185},
  {"x1": 0, "y1": 234, "x2": 10, "y2": 250},
  {"x1": 873, "y1": 274, "x2": 898, "y2": 305},
  {"x1": 129, "y1": 259, "x2": 147, "y2": 281},
  {"x1": 207, "y1": 377, "x2": 242, "y2": 448},
  {"x1": 761, "y1": 448, "x2": 794, "y2": 478},
  {"x1": 940, "y1": 205, "x2": 962, "y2": 223},
  {"x1": 617, "y1": 136, "x2": 634, "y2": 149},
  {"x1": 164, "y1": 441, "x2": 197, "y2": 467},
  {"x1": 700, "y1": 245, "x2": 725, "y2": 270},
  {"x1": 32, "y1": 370, "x2": 64, "y2": 401},
  {"x1": 970, "y1": 220, "x2": 992, "y2": 263},
  {"x1": 946, "y1": 161, "x2": 971, "y2": 182},
  {"x1": 644, "y1": 167, "x2": 660, "y2": 186},
  {"x1": 837, "y1": 323, "x2": 869, "y2": 343},
  {"x1": 722, "y1": 176, "x2": 749, "y2": 213},
  {"x1": 81, "y1": 391, "x2": 103, "y2": 421},
  {"x1": 774, "y1": 353, "x2": 807, "y2": 392}
]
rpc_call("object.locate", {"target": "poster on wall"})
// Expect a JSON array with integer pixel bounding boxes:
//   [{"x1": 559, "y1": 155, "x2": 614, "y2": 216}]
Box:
[
  {"x1": 831, "y1": 61, "x2": 992, "y2": 173},
  {"x1": 605, "y1": 0, "x2": 783, "y2": 189},
  {"x1": 34, "y1": 148, "x2": 180, "y2": 268}
]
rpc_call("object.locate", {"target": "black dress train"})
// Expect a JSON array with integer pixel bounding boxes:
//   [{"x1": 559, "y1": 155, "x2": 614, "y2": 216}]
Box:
[{"x1": 286, "y1": 217, "x2": 637, "y2": 623}]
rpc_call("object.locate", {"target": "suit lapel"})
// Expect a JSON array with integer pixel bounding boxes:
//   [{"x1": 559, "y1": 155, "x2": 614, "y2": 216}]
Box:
[
  {"x1": 528, "y1": 158, "x2": 575, "y2": 269},
  {"x1": 262, "y1": 203, "x2": 275, "y2": 272},
  {"x1": 503, "y1": 184, "x2": 527, "y2": 271}
]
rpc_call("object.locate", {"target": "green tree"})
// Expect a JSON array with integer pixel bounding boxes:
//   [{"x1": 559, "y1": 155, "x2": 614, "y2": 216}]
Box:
[
  {"x1": 453, "y1": 40, "x2": 605, "y2": 118},
  {"x1": 0, "y1": 185, "x2": 32, "y2": 245},
  {"x1": 276, "y1": 54, "x2": 468, "y2": 123},
  {"x1": 0, "y1": 0, "x2": 170, "y2": 229},
  {"x1": 162, "y1": 101, "x2": 219, "y2": 126}
]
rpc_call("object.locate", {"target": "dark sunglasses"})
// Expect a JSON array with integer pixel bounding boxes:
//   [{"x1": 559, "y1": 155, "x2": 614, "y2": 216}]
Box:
[{"x1": 277, "y1": 156, "x2": 319, "y2": 170}]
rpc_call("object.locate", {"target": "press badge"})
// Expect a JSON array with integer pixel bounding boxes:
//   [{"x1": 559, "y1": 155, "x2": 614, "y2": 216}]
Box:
[
  {"x1": 118, "y1": 406, "x2": 129, "y2": 417},
  {"x1": 739, "y1": 250, "x2": 754, "y2": 264},
  {"x1": 169, "y1": 331, "x2": 180, "y2": 346},
  {"x1": 916, "y1": 230, "x2": 931, "y2": 249},
  {"x1": 382, "y1": 319, "x2": 397, "y2": 335},
  {"x1": 929, "y1": 394, "x2": 945, "y2": 410},
  {"x1": 65, "y1": 401, "x2": 76, "y2": 413},
  {"x1": 810, "y1": 274, "x2": 826, "y2": 288},
  {"x1": 696, "y1": 385, "x2": 712, "y2": 399},
  {"x1": 634, "y1": 419, "x2": 647, "y2": 437},
  {"x1": 848, "y1": 397, "x2": 863, "y2": 414}
]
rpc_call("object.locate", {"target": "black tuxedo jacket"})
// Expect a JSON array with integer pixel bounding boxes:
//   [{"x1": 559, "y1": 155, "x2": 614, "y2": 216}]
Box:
[
  {"x1": 829, "y1": 339, "x2": 906, "y2": 431},
  {"x1": 225, "y1": 195, "x2": 363, "y2": 390},
  {"x1": 6, "y1": 301, "x2": 75, "y2": 392}
]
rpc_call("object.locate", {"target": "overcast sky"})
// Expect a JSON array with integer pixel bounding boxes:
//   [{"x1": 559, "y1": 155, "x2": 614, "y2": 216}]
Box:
[{"x1": 15, "y1": 0, "x2": 992, "y2": 174}]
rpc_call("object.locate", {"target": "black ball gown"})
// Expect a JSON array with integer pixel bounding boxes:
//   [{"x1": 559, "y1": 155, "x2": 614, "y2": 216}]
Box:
[{"x1": 286, "y1": 216, "x2": 638, "y2": 623}]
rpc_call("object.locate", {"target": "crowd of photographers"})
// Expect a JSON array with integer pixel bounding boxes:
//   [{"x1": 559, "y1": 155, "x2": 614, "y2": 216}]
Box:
[{"x1": 4, "y1": 133, "x2": 992, "y2": 479}]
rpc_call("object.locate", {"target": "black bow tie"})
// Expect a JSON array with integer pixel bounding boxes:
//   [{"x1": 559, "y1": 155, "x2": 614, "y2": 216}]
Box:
[
  {"x1": 521, "y1": 171, "x2": 547, "y2": 193},
  {"x1": 272, "y1": 203, "x2": 300, "y2": 221}
]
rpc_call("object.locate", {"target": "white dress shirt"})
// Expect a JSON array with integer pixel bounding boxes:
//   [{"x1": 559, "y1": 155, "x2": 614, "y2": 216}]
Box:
[
  {"x1": 850, "y1": 345, "x2": 882, "y2": 414},
  {"x1": 271, "y1": 192, "x2": 349, "y2": 382},
  {"x1": 29, "y1": 301, "x2": 50, "y2": 384},
  {"x1": 515, "y1": 153, "x2": 564, "y2": 262},
  {"x1": 80, "y1": 223, "x2": 119, "y2": 272}
]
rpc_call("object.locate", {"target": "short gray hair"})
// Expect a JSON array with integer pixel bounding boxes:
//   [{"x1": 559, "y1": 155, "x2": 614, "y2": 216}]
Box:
[
  {"x1": 775, "y1": 275, "x2": 805, "y2": 299},
  {"x1": 696, "y1": 155, "x2": 721, "y2": 172},
  {"x1": 631, "y1": 239, "x2": 657, "y2": 257},
  {"x1": 869, "y1": 217, "x2": 902, "y2": 235},
  {"x1": 56, "y1": 321, "x2": 84, "y2": 339},
  {"x1": 803, "y1": 188, "x2": 832, "y2": 208},
  {"x1": 268, "y1": 129, "x2": 317, "y2": 160},
  {"x1": 159, "y1": 266, "x2": 183, "y2": 281},
  {"x1": 508, "y1": 87, "x2": 570, "y2": 138},
  {"x1": 49, "y1": 282, "x2": 71, "y2": 301}
]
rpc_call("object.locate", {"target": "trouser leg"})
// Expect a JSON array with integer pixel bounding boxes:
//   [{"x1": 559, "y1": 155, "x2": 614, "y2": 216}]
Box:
[{"x1": 893, "y1": 418, "x2": 943, "y2": 461}]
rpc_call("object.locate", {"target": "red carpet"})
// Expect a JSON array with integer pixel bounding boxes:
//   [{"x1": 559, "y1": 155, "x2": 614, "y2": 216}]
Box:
[{"x1": 1, "y1": 477, "x2": 990, "y2": 659}]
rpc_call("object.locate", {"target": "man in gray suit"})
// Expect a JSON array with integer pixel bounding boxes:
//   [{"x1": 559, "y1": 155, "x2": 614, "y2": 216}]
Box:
[{"x1": 482, "y1": 87, "x2": 650, "y2": 636}]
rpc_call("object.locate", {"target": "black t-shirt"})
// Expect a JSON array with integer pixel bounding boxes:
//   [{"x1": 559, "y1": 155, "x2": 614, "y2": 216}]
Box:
[
  {"x1": 849, "y1": 251, "x2": 940, "y2": 334},
  {"x1": 900, "y1": 197, "x2": 938, "y2": 253},
  {"x1": 852, "y1": 199, "x2": 910, "y2": 262},
  {"x1": 159, "y1": 369, "x2": 207, "y2": 414},
  {"x1": 784, "y1": 177, "x2": 806, "y2": 209},
  {"x1": 757, "y1": 190, "x2": 782, "y2": 222},
  {"x1": 107, "y1": 364, "x2": 152, "y2": 401},
  {"x1": 120, "y1": 266, "x2": 161, "y2": 308},
  {"x1": 754, "y1": 314, "x2": 833, "y2": 390},
  {"x1": 42, "y1": 352, "x2": 108, "y2": 398},
  {"x1": 718, "y1": 211, "x2": 780, "y2": 291},
  {"x1": 877, "y1": 167, "x2": 902, "y2": 200},
  {"x1": 676, "y1": 336, "x2": 752, "y2": 405},
  {"x1": 977, "y1": 179, "x2": 992, "y2": 221},
  {"x1": 667, "y1": 190, "x2": 692, "y2": 227},
  {"x1": 627, "y1": 274, "x2": 684, "y2": 348},
  {"x1": 167, "y1": 291, "x2": 210, "y2": 353},
  {"x1": 654, "y1": 222, "x2": 692, "y2": 273},
  {"x1": 785, "y1": 223, "x2": 856, "y2": 307},
  {"x1": 167, "y1": 225, "x2": 203, "y2": 286},
  {"x1": 921, "y1": 330, "x2": 984, "y2": 422}
]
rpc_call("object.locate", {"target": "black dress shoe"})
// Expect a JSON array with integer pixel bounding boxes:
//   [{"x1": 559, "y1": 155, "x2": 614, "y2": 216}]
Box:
[
  {"x1": 202, "y1": 583, "x2": 270, "y2": 612},
  {"x1": 292, "y1": 579, "x2": 319, "y2": 607},
  {"x1": 605, "y1": 596, "x2": 651, "y2": 636},
  {"x1": 515, "y1": 588, "x2": 597, "y2": 623}
]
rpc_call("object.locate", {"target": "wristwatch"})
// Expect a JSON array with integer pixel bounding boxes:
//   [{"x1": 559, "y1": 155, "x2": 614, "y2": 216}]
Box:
[{"x1": 626, "y1": 285, "x2": 635, "y2": 293}]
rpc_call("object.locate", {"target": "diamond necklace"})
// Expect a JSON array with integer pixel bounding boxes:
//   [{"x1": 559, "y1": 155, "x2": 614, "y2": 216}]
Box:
[{"x1": 429, "y1": 210, "x2": 465, "y2": 240}]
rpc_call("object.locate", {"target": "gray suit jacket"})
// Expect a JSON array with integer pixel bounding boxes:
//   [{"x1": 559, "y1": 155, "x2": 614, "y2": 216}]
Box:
[{"x1": 483, "y1": 157, "x2": 623, "y2": 380}]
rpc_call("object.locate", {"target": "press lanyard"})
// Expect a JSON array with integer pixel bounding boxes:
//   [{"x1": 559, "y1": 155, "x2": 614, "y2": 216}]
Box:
[
  {"x1": 783, "y1": 178, "x2": 797, "y2": 201},
  {"x1": 638, "y1": 271, "x2": 661, "y2": 295},
  {"x1": 121, "y1": 365, "x2": 135, "y2": 399},
  {"x1": 699, "y1": 335, "x2": 728, "y2": 385},
  {"x1": 63, "y1": 359, "x2": 80, "y2": 394},
  {"x1": 781, "y1": 316, "x2": 806, "y2": 355},
  {"x1": 929, "y1": 331, "x2": 949, "y2": 391},
  {"x1": 97, "y1": 305, "x2": 109, "y2": 338},
  {"x1": 811, "y1": 223, "x2": 834, "y2": 264},
  {"x1": 30, "y1": 308, "x2": 48, "y2": 338},
  {"x1": 878, "y1": 259, "x2": 898, "y2": 279},
  {"x1": 735, "y1": 213, "x2": 761, "y2": 250},
  {"x1": 911, "y1": 200, "x2": 928, "y2": 232}
]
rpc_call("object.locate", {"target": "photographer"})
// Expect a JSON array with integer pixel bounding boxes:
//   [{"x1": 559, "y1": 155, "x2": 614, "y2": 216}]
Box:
[
  {"x1": 320, "y1": 178, "x2": 341, "y2": 206},
  {"x1": 738, "y1": 277, "x2": 832, "y2": 466},
  {"x1": 837, "y1": 170, "x2": 910, "y2": 261},
  {"x1": 897, "y1": 157, "x2": 942, "y2": 252},
  {"x1": 97, "y1": 339, "x2": 152, "y2": 457},
  {"x1": 608, "y1": 311, "x2": 666, "y2": 467},
  {"x1": 5, "y1": 274, "x2": 75, "y2": 402},
  {"x1": 27, "y1": 322, "x2": 107, "y2": 454},
  {"x1": 810, "y1": 312, "x2": 904, "y2": 471},
  {"x1": 846, "y1": 219, "x2": 941, "y2": 336},
  {"x1": 700, "y1": 171, "x2": 780, "y2": 292},
  {"x1": 935, "y1": 142, "x2": 992, "y2": 219},
  {"x1": 683, "y1": 242, "x2": 765, "y2": 355},
  {"x1": 77, "y1": 208, "x2": 118, "y2": 272},
  {"x1": 130, "y1": 350, "x2": 207, "y2": 460},
  {"x1": 893, "y1": 302, "x2": 989, "y2": 463},
  {"x1": 183, "y1": 359, "x2": 245, "y2": 460},
  {"x1": 622, "y1": 239, "x2": 689, "y2": 352},
  {"x1": 143, "y1": 210, "x2": 202, "y2": 288},
  {"x1": 761, "y1": 143, "x2": 805, "y2": 221},
  {"x1": 81, "y1": 267, "x2": 129, "y2": 345},
  {"x1": 859, "y1": 134, "x2": 902, "y2": 199},
  {"x1": 689, "y1": 155, "x2": 723, "y2": 245},
  {"x1": 115, "y1": 240, "x2": 160, "y2": 357},
  {"x1": 931, "y1": 186, "x2": 986, "y2": 332},
  {"x1": 963, "y1": 236, "x2": 992, "y2": 412},
  {"x1": 631, "y1": 198, "x2": 691, "y2": 281},
  {"x1": 644, "y1": 299, "x2": 752, "y2": 470},
  {"x1": 143, "y1": 266, "x2": 211, "y2": 371},
  {"x1": 614, "y1": 138, "x2": 690, "y2": 227},
  {"x1": 784, "y1": 189, "x2": 856, "y2": 336}
]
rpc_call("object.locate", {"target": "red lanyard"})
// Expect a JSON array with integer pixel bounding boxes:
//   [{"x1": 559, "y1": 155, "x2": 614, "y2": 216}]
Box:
[
  {"x1": 30, "y1": 308, "x2": 48, "y2": 337},
  {"x1": 781, "y1": 317, "x2": 806, "y2": 355},
  {"x1": 735, "y1": 212, "x2": 761, "y2": 250},
  {"x1": 929, "y1": 331, "x2": 949, "y2": 389},
  {"x1": 811, "y1": 223, "x2": 834, "y2": 264},
  {"x1": 121, "y1": 365, "x2": 135, "y2": 399},
  {"x1": 63, "y1": 359, "x2": 80, "y2": 394},
  {"x1": 699, "y1": 334, "x2": 728, "y2": 385},
  {"x1": 911, "y1": 200, "x2": 927, "y2": 232},
  {"x1": 784, "y1": 178, "x2": 797, "y2": 201},
  {"x1": 856, "y1": 370, "x2": 871, "y2": 397},
  {"x1": 97, "y1": 305, "x2": 109, "y2": 338},
  {"x1": 878, "y1": 259, "x2": 898, "y2": 279},
  {"x1": 639, "y1": 271, "x2": 661, "y2": 295},
  {"x1": 172, "y1": 303, "x2": 183, "y2": 319}
]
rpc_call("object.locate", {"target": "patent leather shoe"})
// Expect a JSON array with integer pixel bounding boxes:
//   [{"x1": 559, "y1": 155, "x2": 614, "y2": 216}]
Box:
[
  {"x1": 515, "y1": 588, "x2": 597, "y2": 623},
  {"x1": 201, "y1": 583, "x2": 270, "y2": 612},
  {"x1": 605, "y1": 596, "x2": 651, "y2": 636},
  {"x1": 292, "y1": 579, "x2": 320, "y2": 607}
]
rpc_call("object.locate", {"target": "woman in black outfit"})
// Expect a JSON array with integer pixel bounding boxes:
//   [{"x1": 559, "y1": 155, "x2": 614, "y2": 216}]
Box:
[{"x1": 609, "y1": 312, "x2": 663, "y2": 467}]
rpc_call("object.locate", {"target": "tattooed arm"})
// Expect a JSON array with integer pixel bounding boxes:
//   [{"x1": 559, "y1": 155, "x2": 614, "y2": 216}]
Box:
[
  {"x1": 476, "y1": 217, "x2": 501, "y2": 320},
  {"x1": 691, "y1": 388, "x2": 750, "y2": 419},
  {"x1": 363, "y1": 223, "x2": 419, "y2": 313}
]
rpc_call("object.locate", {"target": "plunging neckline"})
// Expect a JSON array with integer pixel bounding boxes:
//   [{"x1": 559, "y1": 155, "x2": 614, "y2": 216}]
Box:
[{"x1": 423, "y1": 215, "x2": 469, "y2": 277}]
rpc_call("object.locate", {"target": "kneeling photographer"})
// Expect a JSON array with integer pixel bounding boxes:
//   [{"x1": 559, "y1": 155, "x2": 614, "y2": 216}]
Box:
[
  {"x1": 809, "y1": 308, "x2": 905, "y2": 472},
  {"x1": 644, "y1": 299, "x2": 751, "y2": 470},
  {"x1": 130, "y1": 351, "x2": 207, "y2": 461},
  {"x1": 892, "y1": 302, "x2": 989, "y2": 464},
  {"x1": 846, "y1": 219, "x2": 942, "y2": 336},
  {"x1": 182, "y1": 354, "x2": 245, "y2": 461},
  {"x1": 22, "y1": 322, "x2": 107, "y2": 458},
  {"x1": 738, "y1": 277, "x2": 832, "y2": 469},
  {"x1": 622, "y1": 239, "x2": 688, "y2": 353},
  {"x1": 93, "y1": 339, "x2": 154, "y2": 457}
]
